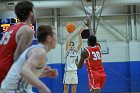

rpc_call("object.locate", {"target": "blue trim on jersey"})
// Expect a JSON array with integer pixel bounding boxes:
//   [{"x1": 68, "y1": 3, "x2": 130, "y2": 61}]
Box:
[
  {"x1": 17, "y1": 78, "x2": 22, "y2": 90},
  {"x1": 66, "y1": 51, "x2": 70, "y2": 57},
  {"x1": 23, "y1": 89, "x2": 27, "y2": 93},
  {"x1": 66, "y1": 50, "x2": 76, "y2": 57},
  {"x1": 16, "y1": 78, "x2": 28, "y2": 93},
  {"x1": 25, "y1": 83, "x2": 28, "y2": 89},
  {"x1": 14, "y1": 89, "x2": 17, "y2": 93},
  {"x1": 25, "y1": 50, "x2": 29, "y2": 60},
  {"x1": 74, "y1": 50, "x2": 76, "y2": 53}
]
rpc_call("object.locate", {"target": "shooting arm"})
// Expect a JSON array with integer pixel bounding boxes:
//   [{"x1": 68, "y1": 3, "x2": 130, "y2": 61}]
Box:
[
  {"x1": 65, "y1": 33, "x2": 71, "y2": 52},
  {"x1": 76, "y1": 29, "x2": 83, "y2": 52}
]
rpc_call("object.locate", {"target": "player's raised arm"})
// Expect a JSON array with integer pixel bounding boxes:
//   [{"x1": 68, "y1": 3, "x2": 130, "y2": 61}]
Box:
[
  {"x1": 77, "y1": 48, "x2": 89, "y2": 69},
  {"x1": 65, "y1": 33, "x2": 71, "y2": 52},
  {"x1": 76, "y1": 19, "x2": 91, "y2": 53},
  {"x1": 76, "y1": 29, "x2": 83, "y2": 53},
  {"x1": 14, "y1": 27, "x2": 34, "y2": 61},
  {"x1": 20, "y1": 48, "x2": 51, "y2": 93}
]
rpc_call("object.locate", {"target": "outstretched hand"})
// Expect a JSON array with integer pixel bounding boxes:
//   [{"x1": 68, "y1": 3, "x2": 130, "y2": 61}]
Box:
[
  {"x1": 84, "y1": 18, "x2": 91, "y2": 27},
  {"x1": 42, "y1": 66, "x2": 58, "y2": 78}
]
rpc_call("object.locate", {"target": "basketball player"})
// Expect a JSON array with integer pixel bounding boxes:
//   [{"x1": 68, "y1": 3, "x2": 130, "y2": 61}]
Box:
[
  {"x1": 1, "y1": 25, "x2": 58, "y2": 93},
  {"x1": 77, "y1": 35, "x2": 106, "y2": 93},
  {"x1": 63, "y1": 29, "x2": 83, "y2": 93},
  {"x1": 0, "y1": 1, "x2": 35, "y2": 84}
]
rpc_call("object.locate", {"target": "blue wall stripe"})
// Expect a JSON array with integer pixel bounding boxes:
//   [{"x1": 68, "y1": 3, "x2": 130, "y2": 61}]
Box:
[{"x1": 32, "y1": 61, "x2": 140, "y2": 93}]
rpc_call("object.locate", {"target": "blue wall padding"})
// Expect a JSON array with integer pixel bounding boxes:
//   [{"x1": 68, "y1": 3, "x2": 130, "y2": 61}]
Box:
[
  {"x1": 102, "y1": 62, "x2": 130, "y2": 92},
  {"x1": 129, "y1": 62, "x2": 140, "y2": 92},
  {"x1": 32, "y1": 61, "x2": 140, "y2": 93}
]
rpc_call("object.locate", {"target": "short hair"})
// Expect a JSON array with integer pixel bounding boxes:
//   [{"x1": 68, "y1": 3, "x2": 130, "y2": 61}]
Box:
[
  {"x1": 15, "y1": 0, "x2": 34, "y2": 22},
  {"x1": 88, "y1": 35, "x2": 97, "y2": 47},
  {"x1": 69, "y1": 42, "x2": 75, "y2": 46},
  {"x1": 37, "y1": 25, "x2": 55, "y2": 43}
]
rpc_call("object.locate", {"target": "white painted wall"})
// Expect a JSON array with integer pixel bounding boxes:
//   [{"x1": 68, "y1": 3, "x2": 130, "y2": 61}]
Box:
[
  {"x1": 0, "y1": 11, "x2": 16, "y2": 18},
  {"x1": 129, "y1": 42, "x2": 140, "y2": 61},
  {"x1": 96, "y1": 16, "x2": 128, "y2": 41},
  {"x1": 46, "y1": 41, "x2": 140, "y2": 64},
  {"x1": 37, "y1": 18, "x2": 52, "y2": 26},
  {"x1": 102, "y1": 42, "x2": 129, "y2": 62}
]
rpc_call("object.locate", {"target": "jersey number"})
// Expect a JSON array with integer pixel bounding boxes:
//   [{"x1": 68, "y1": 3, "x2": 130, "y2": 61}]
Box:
[
  {"x1": 92, "y1": 51, "x2": 101, "y2": 60},
  {"x1": 0, "y1": 30, "x2": 13, "y2": 45}
]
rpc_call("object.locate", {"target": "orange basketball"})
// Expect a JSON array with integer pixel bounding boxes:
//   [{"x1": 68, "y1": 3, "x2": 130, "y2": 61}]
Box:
[{"x1": 66, "y1": 22, "x2": 76, "y2": 33}]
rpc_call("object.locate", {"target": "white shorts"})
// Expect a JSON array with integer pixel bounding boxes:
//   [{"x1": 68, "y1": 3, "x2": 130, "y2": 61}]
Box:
[{"x1": 63, "y1": 71, "x2": 78, "y2": 84}]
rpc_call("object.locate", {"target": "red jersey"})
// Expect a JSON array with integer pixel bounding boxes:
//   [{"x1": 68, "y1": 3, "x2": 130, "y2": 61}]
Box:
[
  {"x1": 85, "y1": 45, "x2": 104, "y2": 71},
  {"x1": 0, "y1": 23, "x2": 25, "y2": 83},
  {"x1": 85, "y1": 45, "x2": 106, "y2": 89}
]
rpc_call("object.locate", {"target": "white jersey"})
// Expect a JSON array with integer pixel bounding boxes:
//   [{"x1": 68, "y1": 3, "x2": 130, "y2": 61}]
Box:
[
  {"x1": 65, "y1": 50, "x2": 78, "y2": 71},
  {"x1": 1, "y1": 44, "x2": 45, "y2": 92}
]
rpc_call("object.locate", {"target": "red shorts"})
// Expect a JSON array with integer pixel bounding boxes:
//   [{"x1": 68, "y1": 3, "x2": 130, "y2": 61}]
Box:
[
  {"x1": 88, "y1": 71, "x2": 106, "y2": 90},
  {"x1": 0, "y1": 63, "x2": 11, "y2": 84}
]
